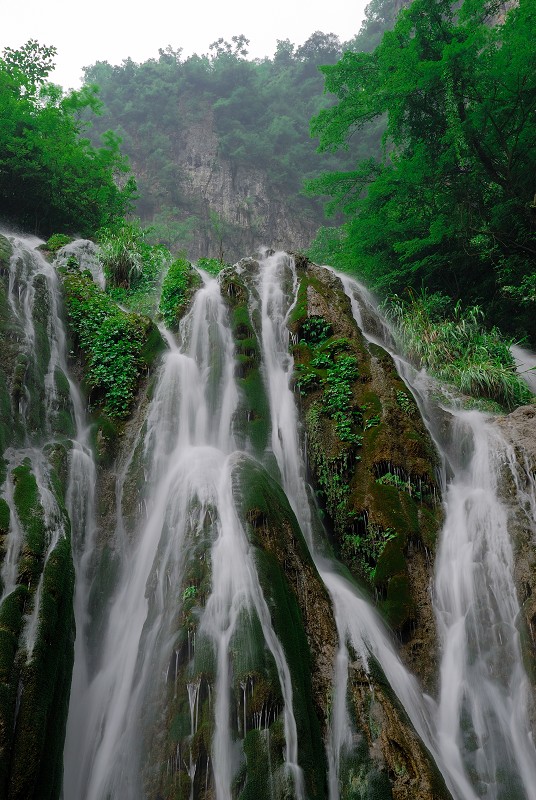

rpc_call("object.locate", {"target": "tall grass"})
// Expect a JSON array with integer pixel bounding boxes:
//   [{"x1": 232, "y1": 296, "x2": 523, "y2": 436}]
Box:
[{"x1": 386, "y1": 291, "x2": 534, "y2": 410}]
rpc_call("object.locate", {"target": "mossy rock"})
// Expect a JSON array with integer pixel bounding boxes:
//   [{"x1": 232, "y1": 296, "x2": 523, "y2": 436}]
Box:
[
  {"x1": 0, "y1": 236, "x2": 13, "y2": 274},
  {"x1": 12, "y1": 460, "x2": 46, "y2": 582},
  {"x1": 294, "y1": 265, "x2": 442, "y2": 689},
  {"x1": 0, "y1": 499, "x2": 9, "y2": 537},
  {"x1": 234, "y1": 457, "x2": 333, "y2": 797},
  {"x1": 7, "y1": 536, "x2": 75, "y2": 800}
]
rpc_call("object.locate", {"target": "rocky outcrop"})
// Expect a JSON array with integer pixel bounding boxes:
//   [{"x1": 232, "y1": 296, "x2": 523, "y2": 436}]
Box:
[
  {"x1": 289, "y1": 261, "x2": 442, "y2": 692},
  {"x1": 141, "y1": 101, "x2": 318, "y2": 262},
  {"x1": 495, "y1": 405, "x2": 536, "y2": 694}
]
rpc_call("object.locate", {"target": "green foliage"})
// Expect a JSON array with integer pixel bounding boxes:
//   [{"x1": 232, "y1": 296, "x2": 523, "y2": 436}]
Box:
[
  {"x1": 300, "y1": 315, "x2": 332, "y2": 346},
  {"x1": 78, "y1": 32, "x2": 370, "y2": 259},
  {"x1": 0, "y1": 41, "x2": 136, "y2": 236},
  {"x1": 98, "y1": 220, "x2": 171, "y2": 316},
  {"x1": 45, "y1": 234, "x2": 71, "y2": 253},
  {"x1": 97, "y1": 221, "x2": 145, "y2": 287},
  {"x1": 158, "y1": 257, "x2": 200, "y2": 329},
  {"x1": 295, "y1": 317, "x2": 362, "y2": 443},
  {"x1": 386, "y1": 291, "x2": 533, "y2": 409},
  {"x1": 309, "y1": 0, "x2": 536, "y2": 345},
  {"x1": 62, "y1": 270, "x2": 159, "y2": 418},
  {"x1": 196, "y1": 257, "x2": 228, "y2": 275},
  {"x1": 376, "y1": 472, "x2": 422, "y2": 501},
  {"x1": 342, "y1": 523, "x2": 397, "y2": 582}
]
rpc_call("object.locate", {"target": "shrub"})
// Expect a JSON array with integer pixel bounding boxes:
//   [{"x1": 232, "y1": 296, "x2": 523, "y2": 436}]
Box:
[
  {"x1": 159, "y1": 258, "x2": 200, "y2": 330},
  {"x1": 62, "y1": 271, "x2": 157, "y2": 418},
  {"x1": 386, "y1": 290, "x2": 533, "y2": 410},
  {"x1": 45, "y1": 233, "x2": 71, "y2": 252}
]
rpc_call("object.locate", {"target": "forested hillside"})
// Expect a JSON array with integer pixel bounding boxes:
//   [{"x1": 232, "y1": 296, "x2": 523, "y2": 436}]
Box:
[{"x1": 80, "y1": 37, "x2": 349, "y2": 259}]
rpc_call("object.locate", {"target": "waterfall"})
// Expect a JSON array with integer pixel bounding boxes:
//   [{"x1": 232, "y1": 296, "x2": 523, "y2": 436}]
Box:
[
  {"x1": 0, "y1": 233, "x2": 98, "y2": 796},
  {"x1": 339, "y1": 273, "x2": 536, "y2": 800},
  {"x1": 253, "y1": 254, "x2": 467, "y2": 799},
  {"x1": 3, "y1": 236, "x2": 531, "y2": 798},
  {"x1": 64, "y1": 274, "x2": 304, "y2": 800}
]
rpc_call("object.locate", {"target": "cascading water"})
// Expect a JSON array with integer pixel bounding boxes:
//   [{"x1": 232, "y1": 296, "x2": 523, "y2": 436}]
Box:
[
  {"x1": 64, "y1": 274, "x2": 305, "y2": 800},
  {"x1": 59, "y1": 248, "x2": 536, "y2": 800},
  {"x1": 339, "y1": 274, "x2": 536, "y2": 800},
  {"x1": 251, "y1": 253, "x2": 468, "y2": 799},
  {"x1": 0, "y1": 232, "x2": 98, "y2": 796}
]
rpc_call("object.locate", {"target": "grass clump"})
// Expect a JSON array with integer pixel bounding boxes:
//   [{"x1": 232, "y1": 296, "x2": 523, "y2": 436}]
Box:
[
  {"x1": 386, "y1": 290, "x2": 533, "y2": 410},
  {"x1": 44, "y1": 234, "x2": 71, "y2": 253},
  {"x1": 196, "y1": 257, "x2": 228, "y2": 275},
  {"x1": 98, "y1": 220, "x2": 172, "y2": 317}
]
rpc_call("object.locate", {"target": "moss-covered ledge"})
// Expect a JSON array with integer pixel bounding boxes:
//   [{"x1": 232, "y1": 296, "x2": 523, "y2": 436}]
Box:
[
  {"x1": 290, "y1": 259, "x2": 442, "y2": 691},
  {"x1": 59, "y1": 266, "x2": 165, "y2": 463}
]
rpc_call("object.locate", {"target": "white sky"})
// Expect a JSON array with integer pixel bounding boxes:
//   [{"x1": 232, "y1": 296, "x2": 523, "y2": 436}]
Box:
[{"x1": 2, "y1": 0, "x2": 369, "y2": 91}]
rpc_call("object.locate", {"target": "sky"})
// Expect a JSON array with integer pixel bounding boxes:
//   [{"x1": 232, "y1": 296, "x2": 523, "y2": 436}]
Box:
[{"x1": 2, "y1": 0, "x2": 369, "y2": 90}]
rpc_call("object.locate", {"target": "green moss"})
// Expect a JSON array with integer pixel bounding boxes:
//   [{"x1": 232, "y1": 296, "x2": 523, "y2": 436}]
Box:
[
  {"x1": 0, "y1": 585, "x2": 29, "y2": 792},
  {"x1": 237, "y1": 728, "x2": 283, "y2": 800},
  {"x1": 226, "y1": 301, "x2": 270, "y2": 455},
  {"x1": 373, "y1": 536, "x2": 407, "y2": 586},
  {"x1": 0, "y1": 499, "x2": 9, "y2": 537},
  {"x1": 0, "y1": 235, "x2": 12, "y2": 270},
  {"x1": 235, "y1": 458, "x2": 327, "y2": 800},
  {"x1": 7, "y1": 536, "x2": 75, "y2": 800},
  {"x1": 381, "y1": 574, "x2": 414, "y2": 630},
  {"x1": 12, "y1": 461, "x2": 46, "y2": 584}
]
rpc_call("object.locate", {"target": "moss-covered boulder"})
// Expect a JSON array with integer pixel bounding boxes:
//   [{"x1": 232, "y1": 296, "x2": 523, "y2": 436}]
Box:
[
  {"x1": 219, "y1": 261, "x2": 271, "y2": 456},
  {"x1": 158, "y1": 257, "x2": 202, "y2": 330},
  {"x1": 60, "y1": 268, "x2": 166, "y2": 446},
  {"x1": 290, "y1": 261, "x2": 442, "y2": 690}
]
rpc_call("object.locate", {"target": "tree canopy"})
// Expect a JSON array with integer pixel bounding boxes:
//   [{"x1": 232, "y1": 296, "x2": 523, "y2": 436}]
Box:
[
  {"x1": 0, "y1": 41, "x2": 136, "y2": 236},
  {"x1": 308, "y1": 0, "x2": 536, "y2": 343}
]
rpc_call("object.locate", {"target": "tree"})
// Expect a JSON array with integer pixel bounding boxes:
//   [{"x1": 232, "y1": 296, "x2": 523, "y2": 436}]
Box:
[
  {"x1": 0, "y1": 41, "x2": 136, "y2": 235},
  {"x1": 309, "y1": 0, "x2": 536, "y2": 342}
]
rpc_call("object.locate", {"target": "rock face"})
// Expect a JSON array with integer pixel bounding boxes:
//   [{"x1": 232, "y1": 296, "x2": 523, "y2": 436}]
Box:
[
  {"x1": 289, "y1": 261, "x2": 442, "y2": 692},
  {"x1": 495, "y1": 405, "x2": 536, "y2": 704},
  {"x1": 140, "y1": 102, "x2": 319, "y2": 262},
  {"x1": 0, "y1": 240, "x2": 454, "y2": 799}
]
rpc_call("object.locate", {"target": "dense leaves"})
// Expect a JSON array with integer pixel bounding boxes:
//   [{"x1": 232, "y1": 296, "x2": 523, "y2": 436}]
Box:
[
  {"x1": 62, "y1": 270, "x2": 155, "y2": 417},
  {"x1": 0, "y1": 41, "x2": 135, "y2": 236},
  {"x1": 309, "y1": 0, "x2": 536, "y2": 344},
  {"x1": 158, "y1": 258, "x2": 201, "y2": 330}
]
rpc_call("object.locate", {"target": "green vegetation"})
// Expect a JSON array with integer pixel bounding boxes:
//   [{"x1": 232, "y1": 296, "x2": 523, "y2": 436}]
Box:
[
  {"x1": 44, "y1": 234, "x2": 72, "y2": 253},
  {"x1": 79, "y1": 32, "x2": 372, "y2": 258},
  {"x1": 386, "y1": 291, "x2": 533, "y2": 410},
  {"x1": 294, "y1": 318, "x2": 363, "y2": 443},
  {"x1": 197, "y1": 257, "x2": 227, "y2": 275},
  {"x1": 158, "y1": 257, "x2": 201, "y2": 329},
  {"x1": 0, "y1": 40, "x2": 135, "y2": 236},
  {"x1": 61, "y1": 268, "x2": 163, "y2": 418},
  {"x1": 309, "y1": 0, "x2": 536, "y2": 347},
  {"x1": 342, "y1": 523, "x2": 397, "y2": 582},
  {"x1": 99, "y1": 220, "x2": 171, "y2": 316}
]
